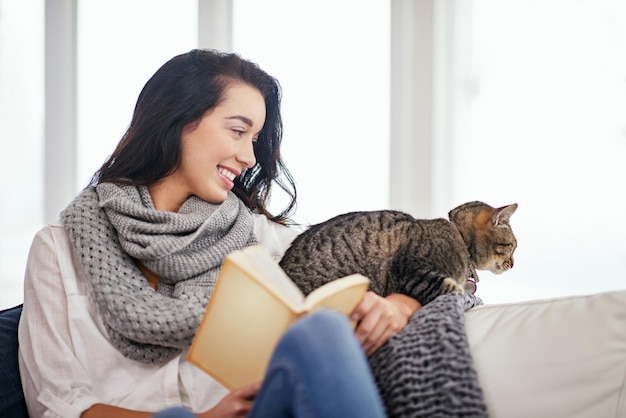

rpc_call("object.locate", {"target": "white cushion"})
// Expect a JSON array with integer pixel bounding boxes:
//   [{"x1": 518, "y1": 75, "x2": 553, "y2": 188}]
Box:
[{"x1": 465, "y1": 289, "x2": 626, "y2": 418}]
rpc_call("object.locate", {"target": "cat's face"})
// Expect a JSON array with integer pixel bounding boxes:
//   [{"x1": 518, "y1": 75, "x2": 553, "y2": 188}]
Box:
[
  {"x1": 473, "y1": 204, "x2": 518, "y2": 274},
  {"x1": 449, "y1": 202, "x2": 518, "y2": 274},
  {"x1": 478, "y1": 225, "x2": 517, "y2": 274}
]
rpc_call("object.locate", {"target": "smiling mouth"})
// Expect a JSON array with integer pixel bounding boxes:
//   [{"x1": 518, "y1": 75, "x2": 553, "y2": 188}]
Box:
[{"x1": 217, "y1": 167, "x2": 237, "y2": 182}]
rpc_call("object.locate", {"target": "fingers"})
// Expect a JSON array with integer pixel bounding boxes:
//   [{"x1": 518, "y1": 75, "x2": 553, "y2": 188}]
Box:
[
  {"x1": 234, "y1": 381, "x2": 261, "y2": 401},
  {"x1": 350, "y1": 290, "x2": 376, "y2": 322},
  {"x1": 352, "y1": 292, "x2": 406, "y2": 356},
  {"x1": 358, "y1": 308, "x2": 393, "y2": 355},
  {"x1": 201, "y1": 382, "x2": 261, "y2": 418}
]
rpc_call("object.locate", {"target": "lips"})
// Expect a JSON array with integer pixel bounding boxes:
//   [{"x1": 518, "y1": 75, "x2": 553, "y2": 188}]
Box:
[
  {"x1": 217, "y1": 166, "x2": 237, "y2": 182},
  {"x1": 217, "y1": 166, "x2": 240, "y2": 191}
]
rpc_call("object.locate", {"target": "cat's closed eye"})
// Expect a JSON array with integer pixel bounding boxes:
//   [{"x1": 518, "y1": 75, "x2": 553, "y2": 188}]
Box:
[{"x1": 495, "y1": 243, "x2": 515, "y2": 255}]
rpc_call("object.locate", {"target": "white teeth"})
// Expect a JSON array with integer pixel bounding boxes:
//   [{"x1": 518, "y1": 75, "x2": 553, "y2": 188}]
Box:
[{"x1": 218, "y1": 167, "x2": 236, "y2": 181}]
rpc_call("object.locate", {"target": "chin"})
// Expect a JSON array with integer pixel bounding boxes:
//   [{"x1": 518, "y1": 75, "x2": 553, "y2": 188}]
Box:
[{"x1": 200, "y1": 191, "x2": 229, "y2": 205}]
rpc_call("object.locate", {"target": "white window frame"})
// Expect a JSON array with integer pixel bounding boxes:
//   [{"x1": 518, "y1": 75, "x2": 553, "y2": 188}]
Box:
[
  {"x1": 43, "y1": 0, "x2": 235, "y2": 222},
  {"x1": 44, "y1": 0, "x2": 443, "y2": 221}
]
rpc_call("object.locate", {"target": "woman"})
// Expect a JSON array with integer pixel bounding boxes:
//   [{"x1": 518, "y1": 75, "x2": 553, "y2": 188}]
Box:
[{"x1": 18, "y1": 49, "x2": 420, "y2": 417}]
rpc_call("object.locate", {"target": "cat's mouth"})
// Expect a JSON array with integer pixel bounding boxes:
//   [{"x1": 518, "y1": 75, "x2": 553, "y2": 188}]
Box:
[{"x1": 491, "y1": 259, "x2": 514, "y2": 274}]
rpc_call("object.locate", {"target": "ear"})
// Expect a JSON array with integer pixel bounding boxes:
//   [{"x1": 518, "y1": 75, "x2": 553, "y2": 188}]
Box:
[{"x1": 492, "y1": 203, "x2": 518, "y2": 226}]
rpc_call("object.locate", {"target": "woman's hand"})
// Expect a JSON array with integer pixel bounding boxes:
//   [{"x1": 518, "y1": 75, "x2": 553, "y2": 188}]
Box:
[
  {"x1": 198, "y1": 382, "x2": 261, "y2": 418},
  {"x1": 350, "y1": 292, "x2": 421, "y2": 356}
]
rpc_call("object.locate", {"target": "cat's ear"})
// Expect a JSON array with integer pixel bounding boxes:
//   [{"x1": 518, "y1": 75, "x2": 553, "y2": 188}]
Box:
[{"x1": 493, "y1": 203, "x2": 518, "y2": 226}]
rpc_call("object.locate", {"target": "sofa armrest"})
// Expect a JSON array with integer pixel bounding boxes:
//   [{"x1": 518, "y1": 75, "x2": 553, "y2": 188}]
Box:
[{"x1": 466, "y1": 290, "x2": 626, "y2": 418}]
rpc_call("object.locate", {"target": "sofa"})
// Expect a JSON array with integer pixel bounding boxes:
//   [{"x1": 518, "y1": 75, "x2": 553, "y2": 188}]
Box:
[
  {"x1": 2, "y1": 289, "x2": 625, "y2": 417},
  {"x1": 465, "y1": 289, "x2": 626, "y2": 417},
  {"x1": 0, "y1": 304, "x2": 28, "y2": 417}
]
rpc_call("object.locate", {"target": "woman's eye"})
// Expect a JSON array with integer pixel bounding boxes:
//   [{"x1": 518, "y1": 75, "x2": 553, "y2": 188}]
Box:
[{"x1": 232, "y1": 129, "x2": 245, "y2": 136}]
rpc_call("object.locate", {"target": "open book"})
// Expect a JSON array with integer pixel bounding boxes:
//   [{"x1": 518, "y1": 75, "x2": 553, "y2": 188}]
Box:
[{"x1": 187, "y1": 245, "x2": 370, "y2": 390}]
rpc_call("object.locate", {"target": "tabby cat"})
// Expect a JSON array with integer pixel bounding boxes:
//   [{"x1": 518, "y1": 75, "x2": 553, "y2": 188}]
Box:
[{"x1": 279, "y1": 201, "x2": 518, "y2": 305}]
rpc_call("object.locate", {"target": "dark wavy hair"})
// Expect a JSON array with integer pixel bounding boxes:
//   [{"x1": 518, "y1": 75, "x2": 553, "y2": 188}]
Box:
[{"x1": 91, "y1": 49, "x2": 296, "y2": 223}]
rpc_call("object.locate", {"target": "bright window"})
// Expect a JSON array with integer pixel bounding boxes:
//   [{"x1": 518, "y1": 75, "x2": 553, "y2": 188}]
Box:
[
  {"x1": 0, "y1": 0, "x2": 44, "y2": 309},
  {"x1": 232, "y1": 0, "x2": 390, "y2": 225},
  {"x1": 3, "y1": 1, "x2": 623, "y2": 309},
  {"x1": 450, "y1": 0, "x2": 626, "y2": 303},
  {"x1": 76, "y1": 0, "x2": 198, "y2": 188},
  {"x1": 1, "y1": 1, "x2": 389, "y2": 310}
]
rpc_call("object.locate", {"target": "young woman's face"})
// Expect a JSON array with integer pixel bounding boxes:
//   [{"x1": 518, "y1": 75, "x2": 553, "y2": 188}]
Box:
[{"x1": 150, "y1": 83, "x2": 266, "y2": 211}]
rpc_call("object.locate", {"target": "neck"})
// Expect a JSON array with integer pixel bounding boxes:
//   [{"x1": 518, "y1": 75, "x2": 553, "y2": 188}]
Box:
[{"x1": 133, "y1": 259, "x2": 160, "y2": 289}]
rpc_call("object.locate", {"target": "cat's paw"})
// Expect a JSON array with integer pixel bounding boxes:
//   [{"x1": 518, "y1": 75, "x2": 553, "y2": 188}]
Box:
[{"x1": 442, "y1": 277, "x2": 465, "y2": 294}]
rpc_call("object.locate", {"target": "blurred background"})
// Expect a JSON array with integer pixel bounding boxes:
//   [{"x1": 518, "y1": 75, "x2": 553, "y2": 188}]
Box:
[{"x1": 1, "y1": 0, "x2": 625, "y2": 309}]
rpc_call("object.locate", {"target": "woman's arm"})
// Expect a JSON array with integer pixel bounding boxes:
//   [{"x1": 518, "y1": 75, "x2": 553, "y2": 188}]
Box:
[
  {"x1": 82, "y1": 383, "x2": 260, "y2": 418},
  {"x1": 21, "y1": 225, "x2": 264, "y2": 418},
  {"x1": 19, "y1": 227, "x2": 102, "y2": 417},
  {"x1": 81, "y1": 404, "x2": 153, "y2": 418},
  {"x1": 386, "y1": 293, "x2": 422, "y2": 318}
]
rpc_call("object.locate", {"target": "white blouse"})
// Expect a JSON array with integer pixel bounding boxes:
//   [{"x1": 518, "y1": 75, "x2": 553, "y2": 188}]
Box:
[{"x1": 18, "y1": 214, "x2": 299, "y2": 418}]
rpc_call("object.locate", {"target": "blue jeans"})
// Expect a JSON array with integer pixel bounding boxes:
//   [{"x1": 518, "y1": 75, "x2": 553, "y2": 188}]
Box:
[{"x1": 154, "y1": 309, "x2": 386, "y2": 418}]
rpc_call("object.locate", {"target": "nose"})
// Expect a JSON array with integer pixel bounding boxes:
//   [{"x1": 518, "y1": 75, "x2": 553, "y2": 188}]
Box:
[{"x1": 237, "y1": 139, "x2": 256, "y2": 168}]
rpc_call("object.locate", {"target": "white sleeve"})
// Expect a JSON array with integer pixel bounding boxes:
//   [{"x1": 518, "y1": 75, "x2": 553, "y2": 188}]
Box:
[
  {"x1": 252, "y1": 213, "x2": 300, "y2": 261},
  {"x1": 18, "y1": 227, "x2": 100, "y2": 418}
]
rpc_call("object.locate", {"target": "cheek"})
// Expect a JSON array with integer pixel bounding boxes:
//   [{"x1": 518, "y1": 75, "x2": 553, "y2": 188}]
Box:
[
  {"x1": 188, "y1": 154, "x2": 216, "y2": 178},
  {"x1": 177, "y1": 147, "x2": 214, "y2": 184},
  {"x1": 181, "y1": 134, "x2": 215, "y2": 165}
]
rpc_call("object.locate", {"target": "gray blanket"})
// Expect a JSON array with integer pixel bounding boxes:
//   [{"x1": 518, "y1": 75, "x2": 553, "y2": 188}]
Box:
[{"x1": 368, "y1": 293, "x2": 488, "y2": 417}]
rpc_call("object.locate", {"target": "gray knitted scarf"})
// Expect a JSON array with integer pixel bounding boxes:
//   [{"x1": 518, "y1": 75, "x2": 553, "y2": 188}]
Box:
[
  {"x1": 60, "y1": 183, "x2": 257, "y2": 365},
  {"x1": 368, "y1": 293, "x2": 489, "y2": 417}
]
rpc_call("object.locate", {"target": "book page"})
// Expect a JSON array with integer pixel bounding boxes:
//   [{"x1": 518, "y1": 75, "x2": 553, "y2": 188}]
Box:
[
  {"x1": 187, "y1": 260, "x2": 297, "y2": 389},
  {"x1": 230, "y1": 246, "x2": 305, "y2": 309},
  {"x1": 303, "y1": 274, "x2": 370, "y2": 315}
]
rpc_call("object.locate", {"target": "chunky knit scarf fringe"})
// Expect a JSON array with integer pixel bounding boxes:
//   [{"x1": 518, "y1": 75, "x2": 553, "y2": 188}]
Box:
[{"x1": 60, "y1": 183, "x2": 257, "y2": 365}]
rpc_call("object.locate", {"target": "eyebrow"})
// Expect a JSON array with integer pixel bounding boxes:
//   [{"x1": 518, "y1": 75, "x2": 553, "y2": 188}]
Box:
[
  {"x1": 226, "y1": 115, "x2": 263, "y2": 135},
  {"x1": 226, "y1": 115, "x2": 254, "y2": 127}
]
